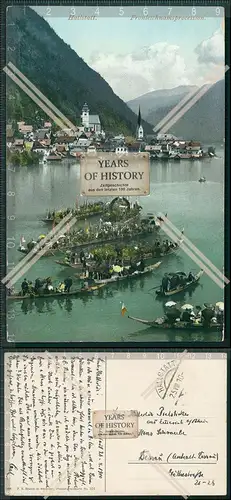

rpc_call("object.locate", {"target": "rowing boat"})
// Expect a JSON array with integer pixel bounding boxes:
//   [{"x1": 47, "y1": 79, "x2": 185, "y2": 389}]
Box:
[
  {"x1": 18, "y1": 247, "x2": 57, "y2": 256},
  {"x1": 55, "y1": 259, "x2": 84, "y2": 269},
  {"x1": 7, "y1": 284, "x2": 105, "y2": 301},
  {"x1": 90, "y1": 262, "x2": 162, "y2": 284},
  {"x1": 156, "y1": 270, "x2": 203, "y2": 297},
  {"x1": 128, "y1": 315, "x2": 222, "y2": 331}
]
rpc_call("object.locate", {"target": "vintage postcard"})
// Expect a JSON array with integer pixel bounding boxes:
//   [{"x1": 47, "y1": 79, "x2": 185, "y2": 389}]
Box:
[
  {"x1": 4, "y1": 351, "x2": 227, "y2": 496},
  {"x1": 4, "y1": 4, "x2": 227, "y2": 342}
]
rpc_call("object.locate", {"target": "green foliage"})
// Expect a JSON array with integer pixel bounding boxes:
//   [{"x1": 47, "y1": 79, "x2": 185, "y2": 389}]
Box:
[
  {"x1": 7, "y1": 149, "x2": 41, "y2": 166},
  {"x1": 6, "y1": 7, "x2": 153, "y2": 135}
]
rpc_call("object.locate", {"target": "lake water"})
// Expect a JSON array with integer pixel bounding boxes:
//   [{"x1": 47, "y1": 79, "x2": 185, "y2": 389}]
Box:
[{"x1": 7, "y1": 152, "x2": 224, "y2": 343}]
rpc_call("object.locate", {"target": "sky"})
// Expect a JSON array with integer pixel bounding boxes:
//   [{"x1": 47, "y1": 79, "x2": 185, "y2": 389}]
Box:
[{"x1": 34, "y1": 7, "x2": 225, "y2": 101}]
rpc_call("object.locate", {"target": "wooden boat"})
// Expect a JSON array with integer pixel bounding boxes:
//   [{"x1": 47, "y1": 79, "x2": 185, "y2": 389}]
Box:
[
  {"x1": 90, "y1": 262, "x2": 162, "y2": 284},
  {"x1": 55, "y1": 259, "x2": 84, "y2": 269},
  {"x1": 17, "y1": 246, "x2": 58, "y2": 256},
  {"x1": 128, "y1": 315, "x2": 223, "y2": 331},
  {"x1": 156, "y1": 270, "x2": 203, "y2": 297},
  {"x1": 7, "y1": 283, "x2": 105, "y2": 301},
  {"x1": 41, "y1": 210, "x2": 104, "y2": 224},
  {"x1": 158, "y1": 239, "x2": 183, "y2": 257},
  {"x1": 55, "y1": 239, "x2": 183, "y2": 269}
]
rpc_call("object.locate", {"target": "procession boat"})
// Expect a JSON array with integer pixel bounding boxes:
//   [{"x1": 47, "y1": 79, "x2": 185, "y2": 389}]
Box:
[
  {"x1": 55, "y1": 239, "x2": 183, "y2": 269},
  {"x1": 18, "y1": 246, "x2": 59, "y2": 256},
  {"x1": 158, "y1": 239, "x2": 183, "y2": 257},
  {"x1": 55, "y1": 259, "x2": 84, "y2": 269},
  {"x1": 127, "y1": 315, "x2": 223, "y2": 332},
  {"x1": 72, "y1": 234, "x2": 184, "y2": 253},
  {"x1": 7, "y1": 284, "x2": 106, "y2": 301},
  {"x1": 41, "y1": 210, "x2": 104, "y2": 224},
  {"x1": 70, "y1": 231, "x2": 157, "y2": 250},
  {"x1": 18, "y1": 225, "x2": 162, "y2": 257},
  {"x1": 155, "y1": 270, "x2": 203, "y2": 297},
  {"x1": 88, "y1": 261, "x2": 162, "y2": 284}
]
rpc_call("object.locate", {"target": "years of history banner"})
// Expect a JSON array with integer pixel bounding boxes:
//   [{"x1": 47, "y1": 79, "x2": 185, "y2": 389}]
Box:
[{"x1": 80, "y1": 153, "x2": 150, "y2": 196}]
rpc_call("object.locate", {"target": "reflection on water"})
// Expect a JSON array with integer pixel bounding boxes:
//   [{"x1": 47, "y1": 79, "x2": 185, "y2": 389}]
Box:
[{"x1": 7, "y1": 155, "x2": 224, "y2": 342}]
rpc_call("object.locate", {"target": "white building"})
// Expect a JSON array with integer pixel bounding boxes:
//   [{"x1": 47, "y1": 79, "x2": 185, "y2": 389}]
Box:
[
  {"x1": 81, "y1": 103, "x2": 101, "y2": 133},
  {"x1": 115, "y1": 146, "x2": 128, "y2": 154}
]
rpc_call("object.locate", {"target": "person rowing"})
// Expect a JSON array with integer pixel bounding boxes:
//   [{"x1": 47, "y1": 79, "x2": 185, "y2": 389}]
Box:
[
  {"x1": 201, "y1": 304, "x2": 215, "y2": 328},
  {"x1": 137, "y1": 258, "x2": 145, "y2": 272},
  {"x1": 161, "y1": 273, "x2": 170, "y2": 293},
  {"x1": 34, "y1": 278, "x2": 44, "y2": 295},
  {"x1": 64, "y1": 277, "x2": 73, "y2": 293},
  {"x1": 169, "y1": 273, "x2": 180, "y2": 290},
  {"x1": 21, "y1": 278, "x2": 29, "y2": 296},
  {"x1": 187, "y1": 271, "x2": 195, "y2": 282}
]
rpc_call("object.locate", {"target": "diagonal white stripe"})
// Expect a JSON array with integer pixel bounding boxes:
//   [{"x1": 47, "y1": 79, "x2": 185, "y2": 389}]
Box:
[
  {"x1": 160, "y1": 214, "x2": 229, "y2": 285},
  {"x1": 159, "y1": 83, "x2": 212, "y2": 134},
  {"x1": 154, "y1": 87, "x2": 202, "y2": 132},
  {"x1": 158, "y1": 65, "x2": 229, "y2": 135},
  {"x1": 153, "y1": 65, "x2": 229, "y2": 138},
  {"x1": 2, "y1": 212, "x2": 74, "y2": 285},
  {"x1": 160, "y1": 223, "x2": 224, "y2": 289},
  {"x1": 6, "y1": 217, "x2": 77, "y2": 288},
  {"x1": 4, "y1": 66, "x2": 68, "y2": 130},
  {"x1": 8, "y1": 62, "x2": 77, "y2": 131}
]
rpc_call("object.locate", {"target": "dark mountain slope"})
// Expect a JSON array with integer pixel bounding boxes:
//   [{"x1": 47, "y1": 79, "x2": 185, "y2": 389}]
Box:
[
  {"x1": 6, "y1": 6, "x2": 153, "y2": 135},
  {"x1": 127, "y1": 81, "x2": 225, "y2": 142},
  {"x1": 127, "y1": 85, "x2": 199, "y2": 118}
]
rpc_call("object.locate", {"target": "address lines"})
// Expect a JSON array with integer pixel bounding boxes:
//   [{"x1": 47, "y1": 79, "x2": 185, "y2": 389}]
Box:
[{"x1": 32, "y1": 6, "x2": 225, "y2": 19}]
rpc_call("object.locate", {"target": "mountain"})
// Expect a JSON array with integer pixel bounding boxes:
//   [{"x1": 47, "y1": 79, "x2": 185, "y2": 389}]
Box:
[
  {"x1": 127, "y1": 86, "x2": 199, "y2": 120},
  {"x1": 6, "y1": 7, "x2": 153, "y2": 135},
  {"x1": 127, "y1": 82, "x2": 225, "y2": 142}
]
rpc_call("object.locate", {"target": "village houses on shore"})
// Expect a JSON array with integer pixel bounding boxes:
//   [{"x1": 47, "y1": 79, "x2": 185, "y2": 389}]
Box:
[{"x1": 7, "y1": 103, "x2": 212, "y2": 163}]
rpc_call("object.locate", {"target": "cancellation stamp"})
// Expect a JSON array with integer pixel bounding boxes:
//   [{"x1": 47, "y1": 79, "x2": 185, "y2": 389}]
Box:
[{"x1": 92, "y1": 409, "x2": 138, "y2": 439}]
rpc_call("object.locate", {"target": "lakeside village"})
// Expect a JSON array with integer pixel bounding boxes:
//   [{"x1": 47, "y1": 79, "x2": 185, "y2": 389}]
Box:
[
  {"x1": 6, "y1": 104, "x2": 216, "y2": 166},
  {"x1": 7, "y1": 105, "x2": 223, "y2": 333}
]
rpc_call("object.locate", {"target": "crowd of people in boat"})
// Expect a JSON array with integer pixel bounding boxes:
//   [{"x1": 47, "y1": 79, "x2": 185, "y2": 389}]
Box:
[
  {"x1": 45, "y1": 202, "x2": 104, "y2": 221},
  {"x1": 161, "y1": 271, "x2": 196, "y2": 292},
  {"x1": 63, "y1": 238, "x2": 180, "y2": 268},
  {"x1": 18, "y1": 276, "x2": 73, "y2": 296},
  {"x1": 161, "y1": 302, "x2": 224, "y2": 328},
  {"x1": 82, "y1": 259, "x2": 146, "y2": 282}
]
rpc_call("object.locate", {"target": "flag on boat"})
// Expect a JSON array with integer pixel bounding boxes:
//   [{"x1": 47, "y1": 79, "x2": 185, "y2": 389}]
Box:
[{"x1": 121, "y1": 302, "x2": 127, "y2": 316}]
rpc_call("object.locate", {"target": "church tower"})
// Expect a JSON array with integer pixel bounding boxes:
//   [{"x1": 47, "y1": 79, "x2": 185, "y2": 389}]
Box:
[
  {"x1": 136, "y1": 106, "x2": 144, "y2": 140},
  {"x1": 81, "y1": 103, "x2": 89, "y2": 128}
]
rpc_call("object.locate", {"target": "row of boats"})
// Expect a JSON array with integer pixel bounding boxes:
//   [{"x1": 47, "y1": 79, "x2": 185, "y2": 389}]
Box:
[
  {"x1": 11, "y1": 198, "x2": 223, "y2": 333},
  {"x1": 8, "y1": 266, "x2": 201, "y2": 300},
  {"x1": 8, "y1": 269, "x2": 223, "y2": 332}
]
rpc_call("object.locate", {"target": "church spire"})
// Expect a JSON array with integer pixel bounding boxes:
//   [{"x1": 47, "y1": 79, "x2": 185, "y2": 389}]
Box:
[
  {"x1": 137, "y1": 106, "x2": 141, "y2": 127},
  {"x1": 136, "y1": 105, "x2": 144, "y2": 141}
]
